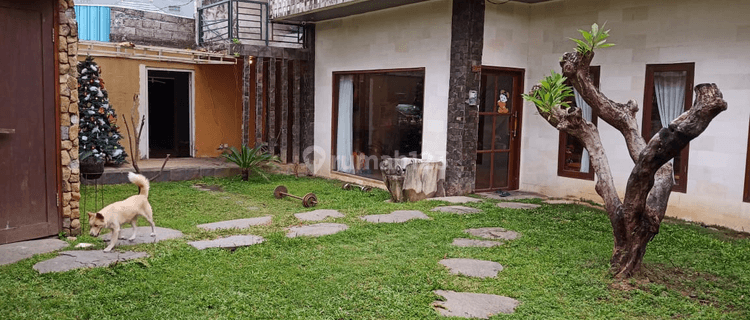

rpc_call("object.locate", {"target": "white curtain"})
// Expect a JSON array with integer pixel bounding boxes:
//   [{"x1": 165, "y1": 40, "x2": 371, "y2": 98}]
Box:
[
  {"x1": 574, "y1": 89, "x2": 592, "y2": 173},
  {"x1": 654, "y1": 71, "x2": 687, "y2": 182},
  {"x1": 336, "y1": 75, "x2": 355, "y2": 174}
]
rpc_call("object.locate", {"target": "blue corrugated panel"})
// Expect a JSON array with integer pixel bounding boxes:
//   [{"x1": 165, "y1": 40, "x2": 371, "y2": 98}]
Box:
[{"x1": 74, "y1": 6, "x2": 111, "y2": 42}]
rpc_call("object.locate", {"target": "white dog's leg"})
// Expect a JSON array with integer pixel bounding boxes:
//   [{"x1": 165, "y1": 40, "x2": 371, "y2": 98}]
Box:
[
  {"x1": 128, "y1": 219, "x2": 138, "y2": 241},
  {"x1": 145, "y1": 206, "x2": 156, "y2": 237},
  {"x1": 104, "y1": 227, "x2": 120, "y2": 252}
]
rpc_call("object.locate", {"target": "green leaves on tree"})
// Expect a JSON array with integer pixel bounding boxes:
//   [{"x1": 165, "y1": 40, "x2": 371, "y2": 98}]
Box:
[
  {"x1": 522, "y1": 71, "x2": 574, "y2": 114},
  {"x1": 570, "y1": 23, "x2": 615, "y2": 54}
]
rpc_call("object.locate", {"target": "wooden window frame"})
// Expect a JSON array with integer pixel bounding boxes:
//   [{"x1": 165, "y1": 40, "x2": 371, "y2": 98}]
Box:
[
  {"x1": 557, "y1": 66, "x2": 600, "y2": 181},
  {"x1": 331, "y1": 67, "x2": 426, "y2": 174},
  {"x1": 642, "y1": 63, "x2": 694, "y2": 194}
]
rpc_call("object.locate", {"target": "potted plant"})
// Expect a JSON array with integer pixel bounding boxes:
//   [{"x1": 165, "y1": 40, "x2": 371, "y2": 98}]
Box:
[
  {"x1": 79, "y1": 150, "x2": 105, "y2": 180},
  {"x1": 222, "y1": 144, "x2": 280, "y2": 181}
]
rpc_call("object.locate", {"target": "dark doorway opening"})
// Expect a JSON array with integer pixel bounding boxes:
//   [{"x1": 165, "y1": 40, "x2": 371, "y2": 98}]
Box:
[{"x1": 148, "y1": 70, "x2": 191, "y2": 158}]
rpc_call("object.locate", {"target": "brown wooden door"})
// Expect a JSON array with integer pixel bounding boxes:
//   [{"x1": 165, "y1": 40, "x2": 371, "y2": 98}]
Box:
[
  {"x1": 475, "y1": 67, "x2": 524, "y2": 192},
  {"x1": 0, "y1": 0, "x2": 60, "y2": 243}
]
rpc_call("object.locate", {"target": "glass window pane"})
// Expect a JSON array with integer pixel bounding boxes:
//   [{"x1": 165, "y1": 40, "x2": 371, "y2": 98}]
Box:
[
  {"x1": 481, "y1": 75, "x2": 496, "y2": 113},
  {"x1": 334, "y1": 70, "x2": 424, "y2": 180},
  {"x1": 492, "y1": 152, "x2": 509, "y2": 188},
  {"x1": 494, "y1": 116, "x2": 510, "y2": 150},
  {"x1": 475, "y1": 153, "x2": 492, "y2": 190}
]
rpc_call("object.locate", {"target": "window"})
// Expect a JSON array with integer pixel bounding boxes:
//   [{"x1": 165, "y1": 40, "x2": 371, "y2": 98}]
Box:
[
  {"x1": 642, "y1": 63, "x2": 694, "y2": 193},
  {"x1": 332, "y1": 69, "x2": 425, "y2": 181},
  {"x1": 558, "y1": 66, "x2": 600, "y2": 180}
]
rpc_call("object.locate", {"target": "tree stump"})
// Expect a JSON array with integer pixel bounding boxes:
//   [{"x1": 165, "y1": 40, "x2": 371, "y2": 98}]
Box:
[{"x1": 380, "y1": 158, "x2": 444, "y2": 202}]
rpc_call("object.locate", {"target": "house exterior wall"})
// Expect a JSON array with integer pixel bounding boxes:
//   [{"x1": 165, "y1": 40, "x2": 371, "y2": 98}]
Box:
[
  {"x1": 313, "y1": 0, "x2": 453, "y2": 182},
  {"x1": 76, "y1": 57, "x2": 244, "y2": 159},
  {"x1": 59, "y1": 0, "x2": 82, "y2": 235},
  {"x1": 109, "y1": 7, "x2": 195, "y2": 48},
  {"x1": 488, "y1": 0, "x2": 750, "y2": 231}
]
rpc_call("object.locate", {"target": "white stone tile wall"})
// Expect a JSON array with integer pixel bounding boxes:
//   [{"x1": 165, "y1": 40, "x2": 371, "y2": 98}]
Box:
[
  {"x1": 484, "y1": 0, "x2": 750, "y2": 230},
  {"x1": 314, "y1": 0, "x2": 453, "y2": 179}
]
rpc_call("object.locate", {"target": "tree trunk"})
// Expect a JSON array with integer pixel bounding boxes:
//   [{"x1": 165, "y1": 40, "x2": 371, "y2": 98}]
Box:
[
  {"x1": 531, "y1": 48, "x2": 727, "y2": 278},
  {"x1": 241, "y1": 169, "x2": 249, "y2": 181}
]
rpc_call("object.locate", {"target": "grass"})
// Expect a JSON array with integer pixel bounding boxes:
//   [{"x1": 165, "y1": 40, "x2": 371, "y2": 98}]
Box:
[{"x1": 1, "y1": 173, "x2": 749, "y2": 319}]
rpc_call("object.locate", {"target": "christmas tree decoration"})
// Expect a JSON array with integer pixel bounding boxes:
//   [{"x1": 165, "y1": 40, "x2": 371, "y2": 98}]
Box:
[{"x1": 77, "y1": 56, "x2": 128, "y2": 165}]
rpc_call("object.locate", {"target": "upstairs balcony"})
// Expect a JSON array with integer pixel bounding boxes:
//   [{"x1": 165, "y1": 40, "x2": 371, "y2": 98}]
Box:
[
  {"x1": 269, "y1": 0, "x2": 430, "y2": 22},
  {"x1": 198, "y1": 0, "x2": 304, "y2": 49}
]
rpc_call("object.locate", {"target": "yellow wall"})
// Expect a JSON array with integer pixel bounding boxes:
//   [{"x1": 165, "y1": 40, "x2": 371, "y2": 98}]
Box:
[{"x1": 79, "y1": 56, "x2": 245, "y2": 159}]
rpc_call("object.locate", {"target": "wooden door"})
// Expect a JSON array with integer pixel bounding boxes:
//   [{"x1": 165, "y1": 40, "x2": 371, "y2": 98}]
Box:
[
  {"x1": 0, "y1": 0, "x2": 60, "y2": 243},
  {"x1": 475, "y1": 67, "x2": 524, "y2": 192}
]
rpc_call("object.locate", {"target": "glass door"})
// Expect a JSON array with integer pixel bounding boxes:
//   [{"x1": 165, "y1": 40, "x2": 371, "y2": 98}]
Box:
[{"x1": 475, "y1": 68, "x2": 523, "y2": 192}]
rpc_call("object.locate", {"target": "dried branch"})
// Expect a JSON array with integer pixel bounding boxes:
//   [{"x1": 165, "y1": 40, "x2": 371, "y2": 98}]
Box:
[
  {"x1": 128, "y1": 94, "x2": 141, "y2": 173},
  {"x1": 148, "y1": 154, "x2": 171, "y2": 182}
]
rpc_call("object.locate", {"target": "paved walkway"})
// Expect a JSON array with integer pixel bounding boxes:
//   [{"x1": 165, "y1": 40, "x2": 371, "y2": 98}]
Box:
[{"x1": 0, "y1": 238, "x2": 68, "y2": 266}]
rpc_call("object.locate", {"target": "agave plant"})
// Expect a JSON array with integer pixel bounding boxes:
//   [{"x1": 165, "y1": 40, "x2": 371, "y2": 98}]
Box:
[{"x1": 222, "y1": 144, "x2": 280, "y2": 181}]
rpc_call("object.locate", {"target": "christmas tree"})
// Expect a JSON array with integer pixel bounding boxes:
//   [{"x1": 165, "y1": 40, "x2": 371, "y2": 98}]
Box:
[{"x1": 77, "y1": 56, "x2": 128, "y2": 165}]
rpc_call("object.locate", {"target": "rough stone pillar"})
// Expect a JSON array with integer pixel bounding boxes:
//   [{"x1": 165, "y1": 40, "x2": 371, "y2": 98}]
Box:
[
  {"x1": 241, "y1": 57, "x2": 251, "y2": 146},
  {"x1": 59, "y1": 0, "x2": 81, "y2": 235},
  {"x1": 444, "y1": 0, "x2": 484, "y2": 196}
]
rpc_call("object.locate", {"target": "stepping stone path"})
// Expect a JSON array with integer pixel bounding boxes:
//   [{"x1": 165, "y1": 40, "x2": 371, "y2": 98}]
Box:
[
  {"x1": 451, "y1": 238, "x2": 504, "y2": 248},
  {"x1": 192, "y1": 184, "x2": 224, "y2": 192},
  {"x1": 465, "y1": 227, "x2": 520, "y2": 241},
  {"x1": 428, "y1": 196, "x2": 482, "y2": 204},
  {"x1": 188, "y1": 235, "x2": 265, "y2": 250},
  {"x1": 295, "y1": 209, "x2": 345, "y2": 221},
  {"x1": 361, "y1": 210, "x2": 430, "y2": 223},
  {"x1": 100, "y1": 226, "x2": 184, "y2": 245},
  {"x1": 478, "y1": 191, "x2": 546, "y2": 201},
  {"x1": 439, "y1": 258, "x2": 503, "y2": 278},
  {"x1": 433, "y1": 290, "x2": 519, "y2": 319},
  {"x1": 544, "y1": 199, "x2": 576, "y2": 205},
  {"x1": 0, "y1": 238, "x2": 69, "y2": 266},
  {"x1": 197, "y1": 216, "x2": 273, "y2": 231},
  {"x1": 287, "y1": 223, "x2": 348, "y2": 238},
  {"x1": 431, "y1": 206, "x2": 482, "y2": 214},
  {"x1": 496, "y1": 202, "x2": 540, "y2": 210},
  {"x1": 544, "y1": 199, "x2": 604, "y2": 210},
  {"x1": 33, "y1": 250, "x2": 148, "y2": 274}
]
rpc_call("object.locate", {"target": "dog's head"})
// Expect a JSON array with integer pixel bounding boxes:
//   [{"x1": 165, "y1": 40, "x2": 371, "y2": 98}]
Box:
[{"x1": 88, "y1": 212, "x2": 106, "y2": 237}]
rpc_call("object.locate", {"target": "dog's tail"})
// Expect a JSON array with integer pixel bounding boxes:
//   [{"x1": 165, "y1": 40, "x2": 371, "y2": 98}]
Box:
[{"x1": 128, "y1": 172, "x2": 150, "y2": 197}]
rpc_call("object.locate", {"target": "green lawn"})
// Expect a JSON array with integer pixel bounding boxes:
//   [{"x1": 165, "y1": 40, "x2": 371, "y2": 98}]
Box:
[{"x1": 1, "y1": 174, "x2": 749, "y2": 319}]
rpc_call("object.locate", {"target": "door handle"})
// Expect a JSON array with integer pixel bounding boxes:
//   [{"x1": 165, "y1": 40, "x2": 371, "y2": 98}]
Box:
[{"x1": 0, "y1": 128, "x2": 15, "y2": 134}]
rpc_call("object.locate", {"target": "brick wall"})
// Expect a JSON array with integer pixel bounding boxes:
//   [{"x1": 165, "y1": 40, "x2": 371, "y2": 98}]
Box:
[
  {"x1": 59, "y1": 0, "x2": 81, "y2": 235},
  {"x1": 110, "y1": 7, "x2": 195, "y2": 48}
]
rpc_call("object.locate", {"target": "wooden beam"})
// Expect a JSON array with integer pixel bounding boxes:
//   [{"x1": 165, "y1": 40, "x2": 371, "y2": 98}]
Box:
[
  {"x1": 268, "y1": 58, "x2": 276, "y2": 154},
  {"x1": 255, "y1": 57, "x2": 264, "y2": 146},
  {"x1": 280, "y1": 59, "x2": 289, "y2": 163},
  {"x1": 292, "y1": 60, "x2": 301, "y2": 164}
]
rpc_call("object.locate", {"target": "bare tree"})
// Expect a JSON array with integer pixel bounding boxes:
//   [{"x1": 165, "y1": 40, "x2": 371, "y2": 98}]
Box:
[{"x1": 524, "y1": 24, "x2": 727, "y2": 278}]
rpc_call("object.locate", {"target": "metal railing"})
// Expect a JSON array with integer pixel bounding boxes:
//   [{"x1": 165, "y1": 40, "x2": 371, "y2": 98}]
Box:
[{"x1": 198, "y1": 0, "x2": 304, "y2": 47}]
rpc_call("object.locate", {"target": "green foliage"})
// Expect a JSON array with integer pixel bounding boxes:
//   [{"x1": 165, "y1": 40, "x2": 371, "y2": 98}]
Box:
[
  {"x1": 2, "y1": 175, "x2": 748, "y2": 319},
  {"x1": 222, "y1": 144, "x2": 279, "y2": 181},
  {"x1": 570, "y1": 22, "x2": 615, "y2": 54},
  {"x1": 522, "y1": 71, "x2": 574, "y2": 113}
]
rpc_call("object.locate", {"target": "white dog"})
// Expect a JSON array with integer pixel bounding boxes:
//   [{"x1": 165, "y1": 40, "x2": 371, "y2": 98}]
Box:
[{"x1": 88, "y1": 172, "x2": 156, "y2": 252}]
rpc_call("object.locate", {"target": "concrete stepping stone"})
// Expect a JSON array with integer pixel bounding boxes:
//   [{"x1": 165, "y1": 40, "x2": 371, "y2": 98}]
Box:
[
  {"x1": 433, "y1": 290, "x2": 519, "y2": 318},
  {"x1": 465, "y1": 227, "x2": 519, "y2": 240},
  {"x1": 188, "y1": 235, "x2": 265, "y2": 250},
  {"x1": 544, "y1": 199, "x2": 576, "y2": 205},
  {"x1": 451, "y1": 238, "x2": 503, "y2": 248},
  {"x1": 33, "y1": 250, "x2": 149, "y2": 274},
  {"x1": 431, "y1": 206, "x2": 482, "y2": 214},
  {"x1": 439, "y1": 258, "x2": 503, "y2": 278},
  {"x1": 478, "y1": 191, "x2": 546, "y2": 201},
  {"x1": 197, "y1": 216, "x2": 273, "y2": 231},
  {"x1": 0, "y1": 238, "x2": 69, "y2": 266},
  {"x1": 100, "y1": 226, "x2": 183, "y2": 245},
  {"x1": 361, "y1": 210, "x2": 430, "y2": 223},
  {"x1": 496, "y1": 202, "x2": 540, "y2": 210},
  {"x1": 192, "y1": 184, "x2": 224, "y2": 192},
  {"x1": 295, "y1": 209, "x2": 345, "y2": 221},
  {"x1": 286, "y1": 223, "x2": 348, "y2": 238},
  {"x1": 427, "y1": 196, "x2": 482, "y2": 204}
]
